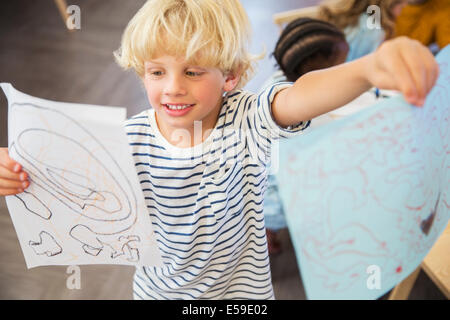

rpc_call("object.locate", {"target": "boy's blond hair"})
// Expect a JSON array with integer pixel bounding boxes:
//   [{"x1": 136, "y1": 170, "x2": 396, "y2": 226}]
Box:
[{"x1": 114, "y1": 0, "x2": 259, "y2": 88}]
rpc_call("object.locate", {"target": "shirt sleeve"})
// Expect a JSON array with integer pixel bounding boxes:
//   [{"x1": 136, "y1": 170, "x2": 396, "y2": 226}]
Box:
[{"x1": 245, "y1": 82, "x2": 311, "y2": 166}]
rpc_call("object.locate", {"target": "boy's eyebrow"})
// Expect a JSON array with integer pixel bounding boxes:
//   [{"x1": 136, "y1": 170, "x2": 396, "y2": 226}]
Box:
[
  {"x1": 145, "y1": 61, "x2": 208, "y2": 70},
  {"x1": 146, "y1": 61, "x2": 163, "y2": 66}
]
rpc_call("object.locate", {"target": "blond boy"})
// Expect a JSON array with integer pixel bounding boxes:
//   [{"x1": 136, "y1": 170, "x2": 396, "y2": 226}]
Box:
[{"x1": 0, "y1": 0, "x2": 438, "y2": 299}]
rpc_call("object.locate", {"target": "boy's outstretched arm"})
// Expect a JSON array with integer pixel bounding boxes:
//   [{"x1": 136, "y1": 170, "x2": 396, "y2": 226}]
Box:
[{"x1": 272, "y1": 37, "x2": 440, "y2": 127}]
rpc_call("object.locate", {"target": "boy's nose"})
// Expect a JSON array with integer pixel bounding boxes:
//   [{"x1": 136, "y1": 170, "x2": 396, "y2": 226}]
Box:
[{"x1": 164, "y1": 75, "x2": 187, "y2": 96}]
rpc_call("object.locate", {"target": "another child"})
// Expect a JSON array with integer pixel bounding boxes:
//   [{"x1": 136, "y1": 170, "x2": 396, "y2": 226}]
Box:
[
  {"x1": 263, "y1": 17, "x2": 350, "y2": 254},
  {"x1": 0, "y1": 0, "x2": 438, "y2": 300},
  {"x1": 272, "y1": 18, "x2": 349, "y2": 82},
  {"x1": 318, "y1": 0, "x2": 408, "y2": 61}
]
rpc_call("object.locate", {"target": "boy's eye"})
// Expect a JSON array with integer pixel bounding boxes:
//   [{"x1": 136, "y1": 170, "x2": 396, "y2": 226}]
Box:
[
  {"x1": 150, "y1": 71, "x2": 163, "y2": 76},
  {"x1": 186, "y1": 71, "x2": 203, "y2": 77}
]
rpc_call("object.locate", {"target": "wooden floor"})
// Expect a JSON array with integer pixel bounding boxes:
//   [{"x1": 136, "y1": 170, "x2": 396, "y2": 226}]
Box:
[{"x1": 0, "y1": 0, "x2": 446, "y2": 300}]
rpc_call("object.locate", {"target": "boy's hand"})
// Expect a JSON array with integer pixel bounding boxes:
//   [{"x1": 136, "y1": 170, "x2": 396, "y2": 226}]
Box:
[
  {"x1": 0, "y1": 148, "x2": 30, "y2": 196},
  {"x1": 365, "y1": 37, "x2": 439, "y2": 107}
]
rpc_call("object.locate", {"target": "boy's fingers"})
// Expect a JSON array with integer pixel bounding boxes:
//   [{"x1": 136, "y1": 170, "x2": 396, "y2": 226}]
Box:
[
  {"x1": 0, "y1": 177, "x2": 29, "y2": 189},
  {"x1": 412, "y1": 45, "x2": 437, "y2": 101},
  {"x1": 387, "y1": 47, "x2": 418, "y2": 104},
  {"x1": 420, "y1": 46, "x2": 439, "y2": 94},
  {"x1": 398, "y1": 42, "x2": 426, "y2": 105},
  {"x1": 0, "y1": 165, "x2": 26, "y2": 181}
]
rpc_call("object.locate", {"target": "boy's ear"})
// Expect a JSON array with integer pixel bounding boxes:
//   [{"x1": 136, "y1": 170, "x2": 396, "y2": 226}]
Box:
[{"x1": 223, "y1": 71, "x2": 241, "y2": 92}]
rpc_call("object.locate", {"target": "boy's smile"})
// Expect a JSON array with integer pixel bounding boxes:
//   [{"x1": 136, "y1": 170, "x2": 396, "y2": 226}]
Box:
[
  {"x1": 163, "y1": 103, "x2": 195, "y2": 117},
  {"x1": 143, "y1": 55, "x2": 239, "y2": 148}
]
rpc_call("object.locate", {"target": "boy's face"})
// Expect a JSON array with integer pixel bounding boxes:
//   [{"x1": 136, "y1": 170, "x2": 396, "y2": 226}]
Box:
[{"x1": 143, "y1": 55, "x2": 239, "y2": 136}]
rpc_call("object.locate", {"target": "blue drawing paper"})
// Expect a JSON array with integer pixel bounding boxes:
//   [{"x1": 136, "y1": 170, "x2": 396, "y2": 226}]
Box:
[{"x1": 277, "y1": 45, "x2": 450, "y2": 299}]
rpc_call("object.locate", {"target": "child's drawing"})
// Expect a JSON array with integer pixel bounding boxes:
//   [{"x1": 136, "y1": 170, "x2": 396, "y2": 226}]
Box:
[
  {"x1": 1, "y1": 83, "x2": 162, "y2": 268},
  {"x1": 29, "y1": 231, "x2": 62, "y2": 257},
  {"x1": 277, "y1": 46, "x2": 450, "y2": 299}
]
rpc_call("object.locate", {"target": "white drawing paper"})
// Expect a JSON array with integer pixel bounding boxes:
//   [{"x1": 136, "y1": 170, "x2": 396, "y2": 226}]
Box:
[{"x1": 1, "y1": 83, "x2": 163, "y2": 268}]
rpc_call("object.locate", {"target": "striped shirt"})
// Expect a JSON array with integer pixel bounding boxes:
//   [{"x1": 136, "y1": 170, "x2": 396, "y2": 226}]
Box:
[{"x1": 124, "y1": 83, "x2": 310, "y2": 299}]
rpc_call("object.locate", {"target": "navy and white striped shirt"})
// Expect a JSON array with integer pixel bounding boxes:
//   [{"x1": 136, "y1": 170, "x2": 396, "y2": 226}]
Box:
[{"x1": 125, "y1": 83, "x2": 310, "y2": 299}]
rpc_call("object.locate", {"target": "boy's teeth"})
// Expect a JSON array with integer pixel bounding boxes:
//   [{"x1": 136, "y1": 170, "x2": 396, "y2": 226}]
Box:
[{"x1": 166, "y1": 104, "x2": 192, "y2": 110}]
